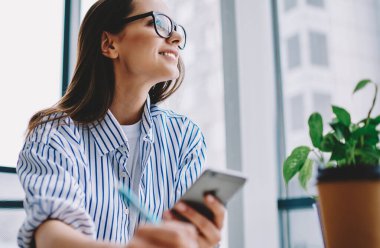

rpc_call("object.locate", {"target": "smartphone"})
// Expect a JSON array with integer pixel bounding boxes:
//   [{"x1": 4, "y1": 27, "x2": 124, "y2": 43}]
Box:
[{"x1": 171, "y1": 168, "x2": 247, "y2": 222}]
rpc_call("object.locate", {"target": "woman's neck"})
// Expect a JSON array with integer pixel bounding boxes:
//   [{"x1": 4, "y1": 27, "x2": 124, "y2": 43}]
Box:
[
  {"x1": 110, "y1": 78, "x2": 152, "y2": 125},
  {"x1": 110, "y1": 62, "x2": 157, "y2": 125}
]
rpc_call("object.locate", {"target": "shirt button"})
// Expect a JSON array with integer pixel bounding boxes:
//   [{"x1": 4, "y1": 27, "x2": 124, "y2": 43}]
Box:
[
  {"x1": 124, "y1": 208, "x2": 129, "y2": 215},
  {"x1": 120, "y1": 172, "x2": 128, "y2": 178}
]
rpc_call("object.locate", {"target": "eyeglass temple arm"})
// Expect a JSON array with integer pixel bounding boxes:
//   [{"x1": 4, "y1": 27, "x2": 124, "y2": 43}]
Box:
[{"x1": 122, "y1": 11, "x2": 154, "y2": 24}]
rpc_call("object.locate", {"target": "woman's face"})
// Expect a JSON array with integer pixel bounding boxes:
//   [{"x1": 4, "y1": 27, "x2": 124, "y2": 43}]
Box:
[{"x1": 110, "y1": 0, "x2": 183, "y2": 85}]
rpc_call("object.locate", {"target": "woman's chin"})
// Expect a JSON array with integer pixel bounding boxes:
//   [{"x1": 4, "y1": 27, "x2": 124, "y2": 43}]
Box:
[
  {"x1": 169, "y1": 72, "x2": 180, "y2": 81},
  {"x1": 161, "y1": 69, "x2": 180, "y2": 81}
]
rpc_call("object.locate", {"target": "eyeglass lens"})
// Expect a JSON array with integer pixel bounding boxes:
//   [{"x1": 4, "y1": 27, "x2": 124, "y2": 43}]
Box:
[{"x1": 155, "y1": 14, "x2": 186, "y2": 49}]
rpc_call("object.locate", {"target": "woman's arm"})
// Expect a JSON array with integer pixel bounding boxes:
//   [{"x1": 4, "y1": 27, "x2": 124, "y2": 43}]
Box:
[
  {"x1": 35, "y1": 219, "x2": 199, "y2": 248},
  {"x1": 35, "y1": 220, "x2": 121, "y2": 248}
]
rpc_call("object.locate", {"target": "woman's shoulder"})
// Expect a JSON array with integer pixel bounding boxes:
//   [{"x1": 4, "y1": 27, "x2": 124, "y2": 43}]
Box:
[
  {"x1": 150, "y1": 105, "x2": 204, "y2": 139},
  {"x1": 151, "y1": 104, "x2": 185, "y2": 119},
  {"x1": 27, "y1": 112, "x2": 81, "y2": 146},
  {"x1": 151, "y1": 105, "x2": 201, "y2": 128}
]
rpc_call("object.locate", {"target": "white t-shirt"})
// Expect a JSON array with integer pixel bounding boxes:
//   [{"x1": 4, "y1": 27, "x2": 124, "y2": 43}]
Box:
[{"x1": 121, "y1": 121, "x2": 141, "y2": 195}]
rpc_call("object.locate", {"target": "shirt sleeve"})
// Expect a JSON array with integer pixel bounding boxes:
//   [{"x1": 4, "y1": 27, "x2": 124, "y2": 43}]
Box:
[
  {"x1": 173, "y1": 120, "x2": 207, "y2": 202},
  {"x1": 16, "y1": 140, "x2": 95, "y2": 248}
]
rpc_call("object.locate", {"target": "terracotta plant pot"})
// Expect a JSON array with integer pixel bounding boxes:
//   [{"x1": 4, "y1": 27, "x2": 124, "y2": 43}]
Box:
[{"x1": 317, "y1": 165, "x2": 380, "y2": 248}]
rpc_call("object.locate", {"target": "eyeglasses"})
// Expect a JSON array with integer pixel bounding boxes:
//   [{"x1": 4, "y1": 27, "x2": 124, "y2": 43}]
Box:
[{"x1": 122, "y1": 11, "x2": 187, "y2": 50}]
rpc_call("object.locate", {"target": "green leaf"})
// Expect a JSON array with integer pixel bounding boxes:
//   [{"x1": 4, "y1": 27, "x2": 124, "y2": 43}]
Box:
[
  {"x1": 332, "y1": 105, "x2": 351, "y2": 127},
  {"x1": 359, "y1": 116, "x2": 380, "y2": 126},
  {"x1": 298, "y1": 158, "x2": 313, "y2": 190},
  {"x1": 353, "y1": 123, "x2": 379, "y2": 146},
  {"x1": 330, "y1": 121, "x2": 350, "y2": 140},
  {"x1": 320, "y1": 133, "x2": 338, "y2": 152},
  {"x1": 358, "y1": 116, "x2": 380, "y2": 125},
  {"x1": 346, "y1": 139, "x2": 358, "y2": 164},
  {"x1": 283, "y1": 146, "x2": 311, "y2": 184},
  {"x1": 366, "y1": 134, "x2": 380, "y2": 146},
  {"x1": 352, "y1": 124, "x2": 377, "y2": 139},
  {"x1": 349, "y1": 123, "x2": 360, "y2": 133},
  {"x1": 373, "y1": 115, "x2": 380, "y2": 125},
  {"x1": 325, "y1": 161, "x2": 336, "y2": 168},
  {"x1": 336, "y1": 159, "x2": 348, "y2": 166},
  {"x1": 356, "y1": 148, "x2": 380, "y2": 165},
  {"x1": 330, "y1": 142, "x2": 346, "y2": 161},
  {"x1": 308, "y1": 113, "x2": 323, "y2": 149},
  {"x1": 353, "y1": 79, "x2": 372, "y2": 94}
]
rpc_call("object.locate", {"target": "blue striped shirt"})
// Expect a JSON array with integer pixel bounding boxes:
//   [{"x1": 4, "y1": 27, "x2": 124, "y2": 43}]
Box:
[{"x1": 16, "y1": 96, "x2": 207, "y2": 248}]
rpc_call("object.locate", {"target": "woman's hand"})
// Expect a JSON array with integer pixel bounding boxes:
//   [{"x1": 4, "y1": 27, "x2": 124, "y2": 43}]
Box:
[
  {"x1": 164, "y1": 195, "x2": 226, "y2": 248},
  {"x1": 127, "y1": 221, "x2": 198, "y2": 248}
]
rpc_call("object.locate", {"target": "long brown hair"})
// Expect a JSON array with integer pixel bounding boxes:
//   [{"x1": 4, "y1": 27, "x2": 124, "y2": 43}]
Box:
[{"x1": 28, "y1": 0, "x2": 184, "y2": 134}]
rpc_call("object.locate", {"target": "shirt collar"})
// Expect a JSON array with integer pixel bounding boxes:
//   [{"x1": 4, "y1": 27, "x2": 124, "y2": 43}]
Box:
[
  {"x1": 141, "y1": 95, "x2": 154, "y2": 142},
  {"x1": 89, "y1": 96, "x2": 154, "y2": 156}
]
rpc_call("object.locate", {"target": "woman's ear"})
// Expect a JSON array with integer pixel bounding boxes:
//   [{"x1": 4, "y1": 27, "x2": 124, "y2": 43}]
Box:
[{"x1": 101, "y1": 32, "x2": 118, "y2": 59}]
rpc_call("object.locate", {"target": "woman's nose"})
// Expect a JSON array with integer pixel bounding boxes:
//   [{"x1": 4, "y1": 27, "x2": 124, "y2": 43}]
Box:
[{"x1": 167, "y1": 28, "x2": 183, "y2": 47}]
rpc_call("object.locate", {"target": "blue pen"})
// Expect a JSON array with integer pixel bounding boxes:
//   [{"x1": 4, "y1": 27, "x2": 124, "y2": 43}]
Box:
[{"x1": 117, "y1": 185, "x2": 161, "y2": 224}]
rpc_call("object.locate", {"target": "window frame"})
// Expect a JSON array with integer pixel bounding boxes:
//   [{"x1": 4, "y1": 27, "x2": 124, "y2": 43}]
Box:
[
  {"x1": 1, "y1": 1, "x2": 316, "y2": 248},
  {"x1": 0, "y1": 0, "x2": 79, "y2": 210},
  {"x1": 271, "y1": 0, "x2": 318, "y2": 247}
]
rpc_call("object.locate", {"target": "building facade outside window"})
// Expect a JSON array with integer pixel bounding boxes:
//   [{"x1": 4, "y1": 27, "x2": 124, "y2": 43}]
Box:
[
  {"x1": 309, "y1": 31, "x2": 329, "y2": 66},
  {"x1": 287, "y1": 34, "x2": 302, "y2": 69},
  {"x1": 285, "y1": 0, "x2": 298, "y2": 12},
  {"x1": 289, "y1": 94, "x2": 305, "y2": 131},
  {"x1": 306, "y1": 0, "x2": 324, "y2": 8},
  {"x1": 277, "y1": 0, "x2": 380, "y2": 246}
]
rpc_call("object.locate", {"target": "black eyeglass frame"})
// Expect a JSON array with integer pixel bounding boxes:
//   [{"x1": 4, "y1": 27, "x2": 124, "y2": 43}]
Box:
[{"x1": 122, "y1": 11, "x2": 187, "y2": 50}]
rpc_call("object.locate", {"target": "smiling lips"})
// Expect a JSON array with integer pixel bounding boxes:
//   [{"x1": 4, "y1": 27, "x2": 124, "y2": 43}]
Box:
[{"x1": 159, "y1": 50, "x2": 178, "y2": 60}]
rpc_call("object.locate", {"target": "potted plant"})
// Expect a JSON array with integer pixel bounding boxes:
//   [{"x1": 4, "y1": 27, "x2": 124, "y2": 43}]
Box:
[{"x1": 283, "y1": 79, "x2": 380, "y2": 248}]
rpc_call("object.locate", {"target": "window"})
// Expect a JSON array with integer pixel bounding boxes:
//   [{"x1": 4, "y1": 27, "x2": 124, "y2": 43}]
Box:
[
  {"x1": 0, "y1": 2, "x2": 65, "y2": 247},
  {"x1": 288, "y1": 208, "x2": 324, "y2": 247},
  {"x1": 276, "y1": 0, "x2": 380, "y2": 247},
  {"x1": 285, "y1": 0, "x2": 297, "y2": 11},
  {"x1": 0, "y1": 209, "x2": 25, "y2": 247},
  {"x1": 0, "y1": 173, "x2": 25, "y2": 248},
  {"x1": 289, "y1": 94, "x2": 305, "y2": 131},
  {"x1": 81, "y1": 0, "x2": 97, "y2": 20},
  {"x1": 307, "y1": 0, "x2": 324, "y2": 8},
  {"x1": 309, "y1": 31, "x2": 329, "y2": 66},
  {"x1": 312, "y1": 92, "x2": 331, "y2": 123},
  {"x1": 149, "y1": 0, "x2": 227, "y2": 174},
  {"x1": 287, "y1": 34, "x2": 301, "y2": 69},
  {"x1": 0, "y1": 1, "x2": 64, "y2": 168}
]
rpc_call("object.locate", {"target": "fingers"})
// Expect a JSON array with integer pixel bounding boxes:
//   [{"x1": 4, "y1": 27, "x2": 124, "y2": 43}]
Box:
[
  {"x1": 162, "y1": 210, "x2": 174, "y2": 221},
  {"x1": 133, "y1": 221, "x2": 198, "y2": 248},
  {"x1": 197, "y1": 237, "x2": 211, "y2": 248},
  {"x1": 127, "y1": 238, "x2": 159, "y2": 248},
  {"x1": 173, "y1": 202, "x2": 221, "y2": 246},
  {"x1": 203, "y1": 195, "x2": 226, "y2": 229}
]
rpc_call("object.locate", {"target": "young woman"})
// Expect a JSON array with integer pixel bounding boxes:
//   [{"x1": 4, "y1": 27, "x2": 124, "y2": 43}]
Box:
[{"x1": 16, "y1": 0, "x2": 225, "y2": 247}]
